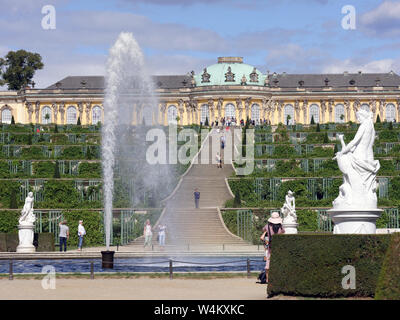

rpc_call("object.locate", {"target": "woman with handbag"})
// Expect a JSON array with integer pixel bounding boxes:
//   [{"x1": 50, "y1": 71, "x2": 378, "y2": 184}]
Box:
[{"x1": 260, "y1": 212, "x2": 285, "y2": 283}]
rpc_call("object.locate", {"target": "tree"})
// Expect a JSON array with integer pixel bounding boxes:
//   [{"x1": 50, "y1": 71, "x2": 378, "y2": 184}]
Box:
[
  {"x1": 233, "y1": 190, "x2": 241, "y2": 208},
  {"x1": 0, "y1": 50, "x2": 44, "y2": 90},
  {"x1": 333, "y1": 143, "x2": 338, "y2": 155},
  {"x1": 376, "y1": 114, "x2": 381, "y2": 123},
  {"x1": 54, "y1": 160, "x2": 60, "y2": 179},
  {"x1": 54, "y1": 124, "x2": 58, "y2": 133},
  {"x1": 10, "y1": 188, "x2": 18, "y2": 209},
  {"x1": 286, "y1": 115, "x2": 291, "y2": 126},
  {"x1": 77, "y1": 117, "x2": 81, "y2": 126},
  {"x1": 310, "y1": 115, "x2": 315, "y2": 125},
  {"x1": 204, "y1": 116, "x2": 209, "y2": 127},
  {"x1": 316, "y1": 123, "x2": 320, "y2": 132},
  {"x1": 28, "y1": 134, "x2": 32, "y2": 145},
  {"x1": 11, "y1": 115, "x2": 15, "y2": 125},
  {"x1": 389, "y1": 121, "x2": 393, "y2": 131},
  {"x1": 323, "y1": 132, "x2": 329, "y2": 143}
]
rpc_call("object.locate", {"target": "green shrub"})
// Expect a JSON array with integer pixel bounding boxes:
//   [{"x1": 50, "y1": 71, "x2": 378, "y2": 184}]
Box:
[
  {"x1": 267, "y1": 234, "x2": 391, "y2": 298},
  {"x1": 375, "y1": 233, "x2": 400, "y2": 300}
]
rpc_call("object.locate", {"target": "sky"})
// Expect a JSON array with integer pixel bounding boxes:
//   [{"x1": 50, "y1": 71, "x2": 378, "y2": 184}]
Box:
[{"x1": 1, "y1": 0, "x2": 400, "y2": 88}]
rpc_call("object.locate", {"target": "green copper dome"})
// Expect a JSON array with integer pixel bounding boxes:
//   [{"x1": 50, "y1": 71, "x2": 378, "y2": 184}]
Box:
[{"x1": 194, "y1": 57, "x2": 266, "y2": 86}]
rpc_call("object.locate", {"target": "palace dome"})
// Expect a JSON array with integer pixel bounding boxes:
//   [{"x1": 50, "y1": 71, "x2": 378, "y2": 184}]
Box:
[{"x1": 194, "y1": 57, "x2": 266, "y2": 86}]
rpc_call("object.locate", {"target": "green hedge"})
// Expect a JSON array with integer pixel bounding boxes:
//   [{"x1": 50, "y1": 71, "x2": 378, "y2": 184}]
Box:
[
  {"x1": 267, "y1": 234, "x2": 391, "y2": 298},
  {"x1": 375, "y1": 233, "x2": 400, "y2": 300}
]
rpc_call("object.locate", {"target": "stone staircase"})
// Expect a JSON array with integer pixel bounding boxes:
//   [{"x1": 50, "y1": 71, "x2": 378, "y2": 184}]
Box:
[{"x1": 130, "y1": 128, "x2": 248, "y2": 247}]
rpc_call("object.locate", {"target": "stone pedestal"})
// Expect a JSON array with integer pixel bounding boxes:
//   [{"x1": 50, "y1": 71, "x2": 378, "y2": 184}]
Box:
[
  {"x1": 16, "y1": 223, "x2": 36, "y2": 253},
  {"x1": 328, "y1": 209, "x2": 383, "y2": 234},
  {"x1": 282, "y1": 222, "x2": 298, "y2": 234}
]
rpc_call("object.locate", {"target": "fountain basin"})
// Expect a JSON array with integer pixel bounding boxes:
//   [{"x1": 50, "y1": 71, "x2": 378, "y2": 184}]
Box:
[{"x1": 328, "y1": 209, "x2": 383, "y2": 234}]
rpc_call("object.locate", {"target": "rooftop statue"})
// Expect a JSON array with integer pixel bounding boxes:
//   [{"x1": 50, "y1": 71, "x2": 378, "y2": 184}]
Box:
[{"x1": 332, "y1": 109, "x2": 380, "y2": 210}]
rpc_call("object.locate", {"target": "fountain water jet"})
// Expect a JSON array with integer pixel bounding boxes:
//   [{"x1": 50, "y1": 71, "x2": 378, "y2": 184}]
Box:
[{"x1": 102, "y1": 33, "x2": 159, "y2": 259}]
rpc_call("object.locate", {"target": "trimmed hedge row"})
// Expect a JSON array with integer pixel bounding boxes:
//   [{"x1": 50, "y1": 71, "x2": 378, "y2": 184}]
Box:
[
  {"x1": 0, "y1": 233, "x2": 54, "y2": 252},
  {"x1": 267, "y1": 234, "x2": 392, "y2": 298},
  {"x1": 375, "y1": 233, "x2": 400, "y2": 300}
]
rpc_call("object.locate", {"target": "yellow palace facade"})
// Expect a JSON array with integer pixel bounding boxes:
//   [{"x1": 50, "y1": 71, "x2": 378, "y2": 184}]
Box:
[{"x1": 1, "y1": 57, "x2": 400, "y2": 126}]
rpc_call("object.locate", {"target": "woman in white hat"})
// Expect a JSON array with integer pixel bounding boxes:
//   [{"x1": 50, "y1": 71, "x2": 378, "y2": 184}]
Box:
[{"x1": 260, "y1": 212, "x2": 285, "y2": 283}]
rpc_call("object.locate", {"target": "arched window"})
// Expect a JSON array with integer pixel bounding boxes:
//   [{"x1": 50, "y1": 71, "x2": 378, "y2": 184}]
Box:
[
  {"x1": 92, "y1": 105, "x2": 102, "y2": 125},
  {"x1": 251, "y1": 104, "x2": 260, "y2": 124},
  {"x1": 284, "y1": 104, "x2": 294, "y2": 125},
  {"x1": 167, "y1": 105, "x2": 178, "y2": 124},
  {"x1": 142, "y1": 106, "x2": 153, "y2": 126},
  {"x1": 200, "y1": 104, "x2": 209, "y2": 124},
  {"x1": 335, "y1": 104, "x2": 345, "y2": 123},
  {"x1": 1, "y1": 108, "x2": 12, "y2": 124},
  {"x1": 386, "y1": 103, "x2": 396, "y2": 122},
  {"x1": 309, "y1": 104, "x2": 320, "y2": 123},
  {"x1": 224, "y1": 103, "x2": 235, "y2": 119},
  {"x1": 361, "y1": 104, "x2": 370, "y2": 112},
  {"x1": 41, "y1": 106, "x2": 52, "y2": 124},
  {"x1": 66, "y1": 106, "x2": 77, "y2": 124}
]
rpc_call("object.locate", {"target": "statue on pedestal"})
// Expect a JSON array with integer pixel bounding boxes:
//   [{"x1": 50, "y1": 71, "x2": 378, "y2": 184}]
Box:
[
  {"x1": 280, "y1": 190, "x2": 298, "y2": 234},
  {"x1": 17, "y1": 192, "x2": 36, "y2": 253},
  {"x1": 329, "y1": 109, "x2": 382, "y2": 234}
]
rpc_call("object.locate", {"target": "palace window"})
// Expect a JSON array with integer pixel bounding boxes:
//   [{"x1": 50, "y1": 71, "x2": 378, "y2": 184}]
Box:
[
  {"x1": 92, "y1": 105, "x2": 102, "y2": 125},
  {"x1": 251, "y1": 104, "x2": 260, "y2": 124},
  {"x1": 66, "y1": 106, "x2": 77, "y2": 124},
  {"x1": 167, "y1": 105, "x2": 178, "y2": 124},
  {"x1": 284, "y1": 104, "x2": 294, "y2": 125},
  {"x1": 361, "y1": 104, "x2": 370, "y2": 112},
  {"x1": 386, "y1": 103, "x2": 396, "y2": 122},
  {"x1": 335, "y1": 104, "x2": 345, "y2": 123},
  {"x1": 1, "y1": 108, "x2": 12, "y2": 124},
  {"x1": 309, "y1": 104, "x2": 320, "y2": 123},
  {"x1": 41, "y1": 106, "x2": 52, "y2": 124},
  {"x1": 200, "y1": 104, "x2": 209, "y2": 124},
  {"x1": 224, "y1": 103, "x2": 235, "y2": 119}
]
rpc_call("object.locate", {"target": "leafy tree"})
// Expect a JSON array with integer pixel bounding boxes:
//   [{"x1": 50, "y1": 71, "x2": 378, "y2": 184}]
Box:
[
  {"x1": 53, "y1": 160, "x2": 60, "y2": 179},
  {"x1": 204, "y1": 116, "x2": 209, "y2": 127},
  {"x1": 376, "y1": 114, "x2": 381, "y2": 123},
  {"x1": 11, "y1": 116, "x2": 15, "y2": 125},
  {"x1": 9, "y1": 188, "x2": 18, "y2": 209},
  {"x1": 286, "y1": 115, "x2": 291, "y2": 126},
  {"x1": 310, "y1": 115, "x2": 315, "y2": 125},
  {"x1": 233, "y1": 190, "x2": 241, "y2": 207},
  {"x1": 0, "y1": 50, "x2": 44, "y2": 90},
  {"x1": 77, "y1": 117, "x2": 81, "y2": 126}
]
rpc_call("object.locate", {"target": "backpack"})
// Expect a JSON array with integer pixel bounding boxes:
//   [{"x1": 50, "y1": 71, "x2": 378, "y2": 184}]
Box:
[{"x1": 257, "y1": 269, "x2": 267, "y2": 284}]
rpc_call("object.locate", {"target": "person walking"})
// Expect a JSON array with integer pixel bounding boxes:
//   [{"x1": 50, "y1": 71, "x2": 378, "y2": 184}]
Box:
[
  {"x1": 77, "y1": 220, "x2": 86, "y2": 251},
  {"x1": 216, "y1": 152, "x2": 222, "y2": 169},
  {"x1": 59, "y1": 221, "x2": 69, "y2": 252},
  {"x1": 194, "y1": 188, "x2": 200, "y2": 209},
  {"x1": 158, "y1": 224, "x2": 167, "y2": 248},
  {"x1": 143, "y1": 219, "x2": 153, "y2": 248},
  {"x1": 260, "y1": 212, "x2": 285, "y2": 283}
]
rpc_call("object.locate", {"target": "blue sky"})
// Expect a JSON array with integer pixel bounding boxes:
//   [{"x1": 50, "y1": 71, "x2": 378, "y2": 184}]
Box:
[{"x1": 1, "y1": 0, "x2": 399, "y2": 88}]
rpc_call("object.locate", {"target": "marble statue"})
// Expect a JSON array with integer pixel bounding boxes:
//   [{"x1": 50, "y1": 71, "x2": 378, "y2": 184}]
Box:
[
  {"x1": 17, "y1": 192, "x2": 36, "y2": 253},
  {"x1": 281, "y1": 190, "x2": 297, "y2": 224},
  {"x1": 19, "y1": 192, "x2": 36, "y2": 225},
  {"x1": 329, "y1": 109, "x2": 382, "y2": 234},
  {"x1": 332, "y1": 109, "x2": 380, "y2": 210},
  {"x1": 281, "y1": 190, "x2": 298, "y2": 234}
]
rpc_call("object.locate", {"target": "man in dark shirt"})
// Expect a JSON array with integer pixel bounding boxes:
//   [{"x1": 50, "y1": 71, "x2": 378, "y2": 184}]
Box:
[{"x1": 194, "y1": 188, "x2": 200, "y2": 209}]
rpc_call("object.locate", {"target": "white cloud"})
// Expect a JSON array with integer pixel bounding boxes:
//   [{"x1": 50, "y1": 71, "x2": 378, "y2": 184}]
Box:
[
  {"x1": 322, "y1": 58, "x2": 400, "y2": 74},
  {"x1": 360, "y1": 1, "x2": 400, "y2": 36}
]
